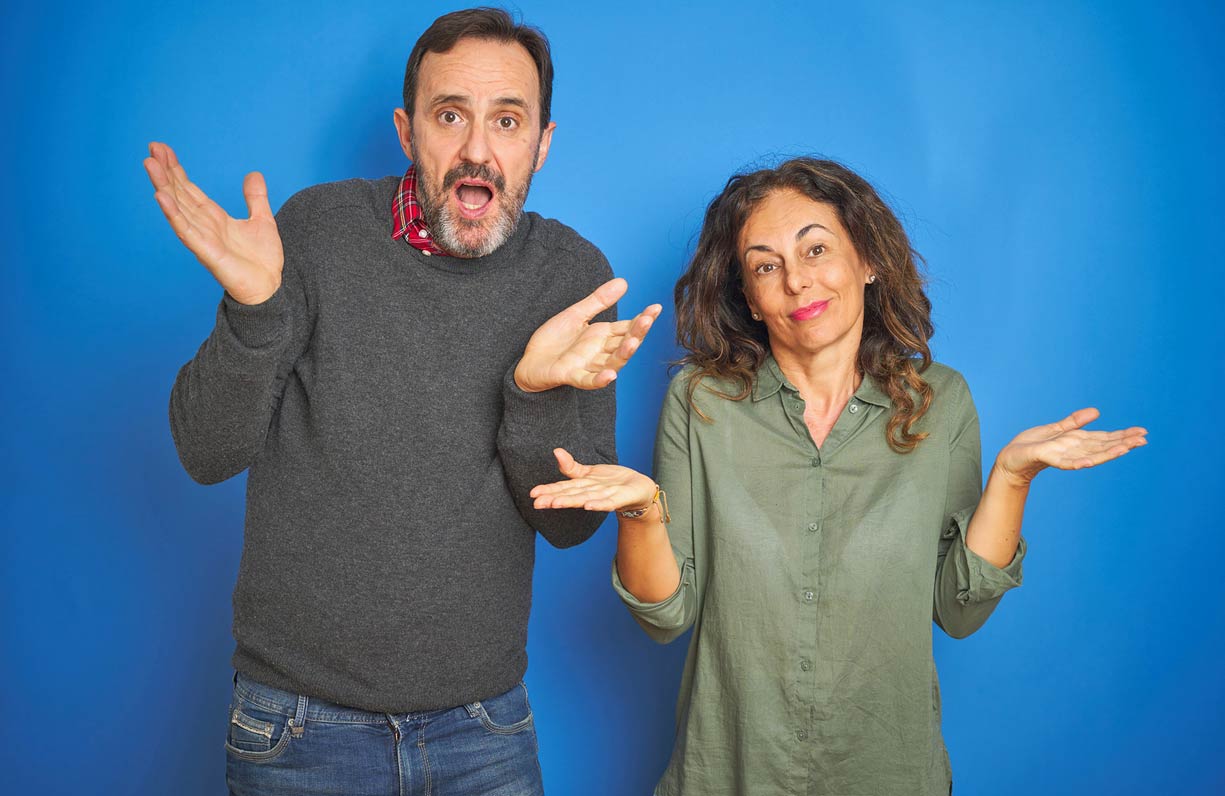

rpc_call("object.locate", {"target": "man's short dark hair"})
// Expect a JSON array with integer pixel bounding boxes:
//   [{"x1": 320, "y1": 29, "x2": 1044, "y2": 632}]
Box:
[{"x1": 403, "y1": 7, "x2": 554, "y2": 128}]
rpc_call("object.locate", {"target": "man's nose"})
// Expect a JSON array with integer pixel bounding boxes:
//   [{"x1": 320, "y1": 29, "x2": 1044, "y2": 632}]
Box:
[{"x1": 459, "y1": 121, "x2": 492, "y2": 165}]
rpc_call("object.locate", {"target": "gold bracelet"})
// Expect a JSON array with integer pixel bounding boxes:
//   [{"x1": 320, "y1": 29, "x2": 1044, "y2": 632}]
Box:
[{"x1": 616, "y1": 486, "x2": 670, "y2": 523}]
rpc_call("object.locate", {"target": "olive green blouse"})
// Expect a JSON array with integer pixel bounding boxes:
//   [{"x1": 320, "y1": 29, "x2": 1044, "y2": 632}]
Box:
[{"x1": 613, "y1": 357, "x2": 1025, "y2": 796}]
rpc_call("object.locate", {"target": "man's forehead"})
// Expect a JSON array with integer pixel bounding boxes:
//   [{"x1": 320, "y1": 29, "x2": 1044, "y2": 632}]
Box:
[{"x1": 418, "y1": 38, "x2": 539, "y2": 108}]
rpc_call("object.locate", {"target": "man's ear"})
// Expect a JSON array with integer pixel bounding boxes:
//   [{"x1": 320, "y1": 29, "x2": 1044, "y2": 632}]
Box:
[
  {"x1": 393, "y1": 108, "x2": 414, "y2": 160},
  {"x1": 533, "y1": 120, "x2": 557, "y2": 173}
]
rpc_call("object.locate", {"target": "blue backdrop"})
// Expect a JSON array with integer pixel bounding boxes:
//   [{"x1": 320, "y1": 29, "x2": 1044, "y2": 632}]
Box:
[{"x1": 3, "y1": 1, "x2": 1222, "y2": 793}]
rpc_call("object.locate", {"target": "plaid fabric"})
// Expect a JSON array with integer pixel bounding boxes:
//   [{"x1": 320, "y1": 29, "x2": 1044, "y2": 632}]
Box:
[{"x1": 391, "y1": 165, "x2": 447, "y2": 256}]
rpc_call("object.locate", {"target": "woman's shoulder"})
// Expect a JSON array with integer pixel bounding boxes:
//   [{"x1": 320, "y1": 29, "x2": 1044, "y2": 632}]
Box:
[
  {"x1": 922, "y1": 361, "x2": 971, "y2": 395},
  {"x1": 663, "y1": 365, "x2": 752, "y2": 417},
  {"x1": 920, "y1": 361, "x2": 977, "y2": 424}
]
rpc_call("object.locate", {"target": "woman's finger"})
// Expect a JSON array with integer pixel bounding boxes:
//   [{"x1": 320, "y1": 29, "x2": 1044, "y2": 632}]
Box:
[
  {"x1": 553, "y1": 447, "x2": 588, "y2": 478},
  {"x1": 1047, "y1": 407, "x2": 1101, "y2": 434},
  {"x1": 530, "y1": 477, "x2": 596, "y2": 498},
  {"x1": 535, "y1": 492, "x2": 597, "y2": 510}
]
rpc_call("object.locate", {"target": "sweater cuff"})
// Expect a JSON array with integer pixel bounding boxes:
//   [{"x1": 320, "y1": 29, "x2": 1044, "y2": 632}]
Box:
[
  {"x1": 500, "y1": 359, "x2": 582, "y2": 439},
  {"x1": 221, "y1": 288, "x2": 288, "y2": 351}
]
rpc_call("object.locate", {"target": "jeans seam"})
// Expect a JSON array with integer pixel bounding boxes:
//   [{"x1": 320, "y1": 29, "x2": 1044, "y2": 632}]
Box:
[{"x1": 417, "y1": 722, "x2": 433, "y2": 796}]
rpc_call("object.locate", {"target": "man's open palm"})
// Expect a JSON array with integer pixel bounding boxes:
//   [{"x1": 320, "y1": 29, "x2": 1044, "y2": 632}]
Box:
[{"x1": 144, "y1": 141, "x2": 283, "y2": 305}]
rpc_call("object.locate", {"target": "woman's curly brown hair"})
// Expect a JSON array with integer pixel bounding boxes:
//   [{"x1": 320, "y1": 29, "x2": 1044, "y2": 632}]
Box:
[{"x1": 674, "y1": 157, "x2": 934, "y2": 453}]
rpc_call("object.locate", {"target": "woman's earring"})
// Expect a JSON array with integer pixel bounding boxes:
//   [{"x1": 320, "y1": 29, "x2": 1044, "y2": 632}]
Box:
[
  {"x1": 751, "y1": 312, "x2": 762, "y2": 321},
  {"x1": 867, "y1": 274, "x2": 877, "y2": 284}
]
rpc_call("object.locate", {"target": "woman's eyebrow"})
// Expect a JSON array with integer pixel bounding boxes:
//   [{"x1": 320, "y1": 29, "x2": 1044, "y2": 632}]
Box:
[{"x1": 796, "y1": 222, "x2": 833, "y2": 240}]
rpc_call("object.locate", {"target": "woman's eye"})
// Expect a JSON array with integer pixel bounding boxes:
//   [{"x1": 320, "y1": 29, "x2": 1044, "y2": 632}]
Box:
[
  {"x1": 755, "y1": 262, "x2": 778, "y2": 275},
  {"x1": 808, "y1": 244, "x2": 826, "y2": 256}
]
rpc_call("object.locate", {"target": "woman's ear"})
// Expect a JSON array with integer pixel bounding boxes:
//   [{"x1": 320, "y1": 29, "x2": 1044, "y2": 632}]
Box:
[{"x1": 740, "y1": 287, "x2": 762, "y2": 322}]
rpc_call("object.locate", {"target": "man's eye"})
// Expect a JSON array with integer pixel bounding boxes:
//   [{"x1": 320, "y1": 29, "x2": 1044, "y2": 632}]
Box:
[
  {"x1": 497, "y1": 117, "x2": 518, "y2": 130},
  {"x1": 440, "y1": 111, "x2": 461, "y2": 124}
]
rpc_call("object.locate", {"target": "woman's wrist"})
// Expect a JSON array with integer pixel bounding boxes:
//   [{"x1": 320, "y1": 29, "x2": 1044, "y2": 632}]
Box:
[
  {"x1": 617, "y1": 481, "x2": 670, "y2": 523},
  {"x1": 991, "y1": 454, "x2": 1037, "y2": 491}
]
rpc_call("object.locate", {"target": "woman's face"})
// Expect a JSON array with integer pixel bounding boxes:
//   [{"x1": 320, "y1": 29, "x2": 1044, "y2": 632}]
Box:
[{"x1": 738, "y1": 189, "x2": 874, "y2": 361}]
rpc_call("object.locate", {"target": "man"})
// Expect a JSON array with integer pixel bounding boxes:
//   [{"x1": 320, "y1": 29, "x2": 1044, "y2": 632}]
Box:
[{"x1": 144, "y1": 8, "x2": 659, "y2": 794}]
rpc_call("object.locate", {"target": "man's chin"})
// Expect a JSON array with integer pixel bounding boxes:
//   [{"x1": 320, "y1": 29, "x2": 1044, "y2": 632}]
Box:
[{"x1": 437, "y1": 210, "x2": 516, "y2": 258}]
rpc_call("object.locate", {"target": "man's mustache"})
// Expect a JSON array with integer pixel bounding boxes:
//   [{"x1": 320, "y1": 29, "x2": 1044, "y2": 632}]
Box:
[{"x1": 443, "y1": 162, "x2": 506, "y2": 193}]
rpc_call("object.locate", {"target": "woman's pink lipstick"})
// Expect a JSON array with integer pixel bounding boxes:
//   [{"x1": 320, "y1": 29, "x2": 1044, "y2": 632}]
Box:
[{"x1": 789, "y1": 300, "x2": 829, "y2": 322}]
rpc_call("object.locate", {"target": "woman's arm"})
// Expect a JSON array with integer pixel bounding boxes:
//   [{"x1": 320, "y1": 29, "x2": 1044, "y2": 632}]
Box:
[
  {"x1": 967, "y1": 407, "x2": 1147, "y2": 567},
  {"x1": 530, "y1": 449, "x2": 680, "y2": 601}
]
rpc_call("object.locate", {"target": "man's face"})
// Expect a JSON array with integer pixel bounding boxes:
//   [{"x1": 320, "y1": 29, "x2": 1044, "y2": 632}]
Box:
[{"x1": 394, "y1": 37, "x2": 556, "y2": 258}]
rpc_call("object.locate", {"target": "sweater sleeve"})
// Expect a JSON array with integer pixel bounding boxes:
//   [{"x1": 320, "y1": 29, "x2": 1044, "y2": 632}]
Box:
[
  {"x1": 168, "y1": 197, "x2": 314, "y2": 485},
  {"x1": 496, "y1": 250, "x2": 618, "y2": 549}
]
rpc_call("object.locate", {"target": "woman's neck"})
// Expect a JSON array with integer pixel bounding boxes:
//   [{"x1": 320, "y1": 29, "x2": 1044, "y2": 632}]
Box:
[{"x1": 771, "y1": 337, "x2": 861, "y2": 414}]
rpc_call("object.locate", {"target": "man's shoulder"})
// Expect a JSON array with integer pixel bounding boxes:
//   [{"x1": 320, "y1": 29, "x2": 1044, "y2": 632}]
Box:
[
  {"x1": 523, "y1": 212, "x2": 609, "y2": 268},
  {"x1": 276, "y1": 176, "x2": 399, "y2": 223}
]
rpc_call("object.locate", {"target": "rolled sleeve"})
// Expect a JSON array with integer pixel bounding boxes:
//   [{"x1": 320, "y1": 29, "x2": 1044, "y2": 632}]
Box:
[
  {"x1": 612, "y1": 556, "x2": 696, "y2": 644},
  {"x1": 934, "y1": 506, "x2": 1025, "y2": 638},
  {"x1": 947, "y1": 505, "x2": 1025, "y2": 603}
]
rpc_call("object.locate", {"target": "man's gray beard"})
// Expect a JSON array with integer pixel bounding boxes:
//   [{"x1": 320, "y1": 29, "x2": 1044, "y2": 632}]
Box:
[{"x1": 412, "y1": 145, "x2": 536, "y2": 258}]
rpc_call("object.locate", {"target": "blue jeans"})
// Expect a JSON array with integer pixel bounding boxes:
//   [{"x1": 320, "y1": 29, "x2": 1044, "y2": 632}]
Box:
[{"x1": 225, "y1": 672, "x2": 544, "y2": 796}]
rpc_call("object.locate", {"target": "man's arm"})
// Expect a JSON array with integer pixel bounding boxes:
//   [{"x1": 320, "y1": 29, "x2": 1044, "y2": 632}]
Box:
[
  {"x1": 146, "y1": 142, "x2": 309, "y2": 483},
  {"x1": 497, "y1": 277, "x2": 661, "y2": 547}
]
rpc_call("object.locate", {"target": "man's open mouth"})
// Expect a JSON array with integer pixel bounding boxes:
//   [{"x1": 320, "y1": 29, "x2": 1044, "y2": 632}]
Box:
[{"x1": 454, "y1": 180, "x2": 496, "y2": 218}]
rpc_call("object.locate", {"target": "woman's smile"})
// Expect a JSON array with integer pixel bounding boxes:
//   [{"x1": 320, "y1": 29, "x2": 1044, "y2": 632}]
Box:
[{"x1": 789, "y1": 299, "x2": 829, "y2": 322}]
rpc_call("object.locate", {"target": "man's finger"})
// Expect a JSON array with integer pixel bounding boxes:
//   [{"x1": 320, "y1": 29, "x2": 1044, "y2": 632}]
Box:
[
  {"x1": 602, "y1": 301, "x2": 661, "y2": 330},
  {"x1": 243, "y1": 171, "x2": 274, "y2": 220},
  {"x1": 169, "y1": 161, "x2": 210, "y2": 208},
  {"x1": 144, "y1": 155, "x2": 172, "y2": 192},
  {"x1": 565, "y1": 277, "x2": 628, "y2": 324},
  {"x1": 608, "y1": 336, "x2": 641, "y2": 369},
  {"x1": 155, "y1": 190, "x2": 199, "y2": 242}
]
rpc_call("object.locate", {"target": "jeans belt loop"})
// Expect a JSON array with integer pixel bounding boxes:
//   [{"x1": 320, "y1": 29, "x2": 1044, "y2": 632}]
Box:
[{"x1": 289, "y1": 693, "x2": 308, "y2": 737}]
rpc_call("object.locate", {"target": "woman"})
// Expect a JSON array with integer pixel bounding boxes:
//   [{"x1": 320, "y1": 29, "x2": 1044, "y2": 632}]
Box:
[{"x1": 530, "y1": 158, "x2": 1145, "y2": 795}]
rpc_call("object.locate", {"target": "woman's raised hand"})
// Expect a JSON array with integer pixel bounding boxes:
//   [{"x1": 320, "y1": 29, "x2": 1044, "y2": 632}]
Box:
[
  {"x1": 530, "y1": 448, "x2": 658, "y2": 512},
  {"x1": 994, "y1": 408, "x2": 1147, "y2": 487},
  {"x1": 144, "y1": 142, "x2": 284, "y2": 305}
]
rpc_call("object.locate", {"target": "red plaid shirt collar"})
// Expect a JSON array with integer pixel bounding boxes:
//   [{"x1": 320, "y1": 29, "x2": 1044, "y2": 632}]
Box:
[{"x1": 391, "y1": 165, "x2": 448, "y2": 256}]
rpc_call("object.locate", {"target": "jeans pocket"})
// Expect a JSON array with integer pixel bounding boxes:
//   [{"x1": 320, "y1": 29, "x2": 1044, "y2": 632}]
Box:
[
  {"x1": 225, "y1": 698, "x2": 293, "y2": 762},
  {"x1": 467, "y1": 681, "x2": 534, "y2": 735}
]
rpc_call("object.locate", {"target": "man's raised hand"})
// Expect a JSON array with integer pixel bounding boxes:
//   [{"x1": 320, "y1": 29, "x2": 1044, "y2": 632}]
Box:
[
  {"x1": 144, "y1": 142, "x2": 284, "y2": 305},
  {"x1": 514, "y1": 278, "x2": 662, "y2": 393}
]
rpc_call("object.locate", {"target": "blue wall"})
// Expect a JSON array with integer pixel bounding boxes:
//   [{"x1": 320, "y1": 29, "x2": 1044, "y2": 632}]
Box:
[{"x1": 3, "y1": 1, "x2": 1222, "y2": 793}]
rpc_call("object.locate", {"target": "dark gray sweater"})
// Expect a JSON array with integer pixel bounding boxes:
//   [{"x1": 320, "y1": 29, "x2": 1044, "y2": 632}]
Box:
[{"x1": 170, "y1": 176, "x2": 616, "y2": 712}]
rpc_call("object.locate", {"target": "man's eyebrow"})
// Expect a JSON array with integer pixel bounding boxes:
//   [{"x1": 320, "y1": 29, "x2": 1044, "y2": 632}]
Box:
[
  {"x1": 492, "y1": 96, "x2": 529, "y2": 110},
  {"x1": 796, "y1": 223, "x2": 833, "y2": 240},
  {"x1": 429, "y1": 93, "x2": 471, "y2": 107}
]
